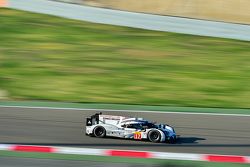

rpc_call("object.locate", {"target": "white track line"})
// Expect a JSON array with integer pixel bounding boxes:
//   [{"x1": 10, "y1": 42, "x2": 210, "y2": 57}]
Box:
[{"x1": 0, "y1": 105, "x2": 250, "y2": 117}]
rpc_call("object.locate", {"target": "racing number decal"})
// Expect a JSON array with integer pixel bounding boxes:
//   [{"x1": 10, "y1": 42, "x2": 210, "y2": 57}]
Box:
[{"x1": 134, "y1": 132, "x2": 142, "y2": 140}]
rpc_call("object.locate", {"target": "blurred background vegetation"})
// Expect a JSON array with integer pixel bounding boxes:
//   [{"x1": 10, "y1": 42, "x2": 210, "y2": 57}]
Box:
[{"x1": 1, "y1": 9, "x2": 250, "y2": 108}]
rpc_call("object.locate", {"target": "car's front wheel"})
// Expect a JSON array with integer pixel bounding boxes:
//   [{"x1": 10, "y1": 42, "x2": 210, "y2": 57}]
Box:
[
  {"x1": 148, "y1": 130, "x2": 161, "y2": 142},
  {"x1": 93, "y1": 126, "x2": 106, "y2": 138}
]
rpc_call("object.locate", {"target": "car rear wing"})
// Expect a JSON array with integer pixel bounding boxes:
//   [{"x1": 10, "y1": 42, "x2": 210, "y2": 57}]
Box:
[
  {"x1": 86, "y1": 113, "x2": 131, "y2": 126},
  {"x1": 86, "y1": 112, "x2": 102, "y2": 126}
]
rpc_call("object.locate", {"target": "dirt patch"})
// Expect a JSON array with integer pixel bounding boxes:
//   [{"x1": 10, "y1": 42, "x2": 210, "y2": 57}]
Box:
[
  {"x1": 0, "y1": 89, "x2": 8, "y2": 100},
  {"x1": 83, "y1": 0, "x2": 250, "y2": 24}
]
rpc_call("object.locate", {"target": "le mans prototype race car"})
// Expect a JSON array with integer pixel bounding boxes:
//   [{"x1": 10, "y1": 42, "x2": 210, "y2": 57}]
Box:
[{"x1": 85, "y1": 113, "x2": 178, "y2": 143}]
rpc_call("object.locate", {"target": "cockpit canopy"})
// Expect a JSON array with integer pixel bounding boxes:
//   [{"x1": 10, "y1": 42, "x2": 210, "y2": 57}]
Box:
[{"x1": 121, "y1": 121, "x2": 157, "y2": 129}]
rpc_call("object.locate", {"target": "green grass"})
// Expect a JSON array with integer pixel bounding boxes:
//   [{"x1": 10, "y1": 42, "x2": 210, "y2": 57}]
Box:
[
  {"x1": 1, "y1": 8, "x2": 250, "y2": 109},
  {"x1": 0, "y1": 151, "x2": 248, "y2": 167}
]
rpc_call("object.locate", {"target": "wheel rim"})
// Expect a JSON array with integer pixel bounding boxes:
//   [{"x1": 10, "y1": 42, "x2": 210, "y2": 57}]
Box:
[
  {"x1": 96, "y1": 128, "x2": 104, "y2": 136},
  {"x1": 151, "y1": 132, "x2": 159, "y2": 140}
]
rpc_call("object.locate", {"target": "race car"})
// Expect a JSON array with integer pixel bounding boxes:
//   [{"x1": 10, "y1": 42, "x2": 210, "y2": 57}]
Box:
[{"x1": 85, "y1": 112, "x2": 178, "y2": 143}]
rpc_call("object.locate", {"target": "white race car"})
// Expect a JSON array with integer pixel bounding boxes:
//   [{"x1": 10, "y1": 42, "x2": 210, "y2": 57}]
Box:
[{"x1": 85, "y1": 113, "x2": 178, "y2": 143}]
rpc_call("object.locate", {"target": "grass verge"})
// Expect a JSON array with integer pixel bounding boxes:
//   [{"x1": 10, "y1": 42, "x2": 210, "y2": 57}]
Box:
[
  {"x1": 1, "y1": 101, "x2": 250, "y2": 115},
  {"x1": 0, "y1": 150, "x2": 249, "y2": 167},
  {"x1": 1, "y1": 9, "x2": 250, "y2": 109}
]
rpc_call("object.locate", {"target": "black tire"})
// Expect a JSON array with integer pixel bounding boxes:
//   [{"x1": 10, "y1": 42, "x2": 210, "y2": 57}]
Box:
[
  {"x1": 93, "y1": 126, "x2": 106, "y2": 138},
  {"x1": 148, "y1": 130, "x2": 161, "y2": 143}
]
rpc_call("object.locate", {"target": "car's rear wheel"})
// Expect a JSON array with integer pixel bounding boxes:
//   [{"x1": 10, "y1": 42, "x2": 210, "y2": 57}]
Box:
[
  {"x1": 148, "y1": 130, "x2": 161, "y2": 142},
  {"x1": 93, "y1": 126, "x2": 106, "y2": 138}
]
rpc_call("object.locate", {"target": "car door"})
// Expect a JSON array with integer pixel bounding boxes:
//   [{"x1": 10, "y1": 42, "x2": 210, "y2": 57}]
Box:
[{"x1": 123, "y1": 123, "x2": 142, "y2": 139}]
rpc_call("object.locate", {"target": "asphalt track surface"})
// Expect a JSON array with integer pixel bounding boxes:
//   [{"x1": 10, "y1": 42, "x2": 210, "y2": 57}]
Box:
[
  {"x1": 0, "y1": 107, "x2": 250, "y2": 156},
  {"x1": 9, "y1": 0, "x2": 250, "y2": 41}
]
